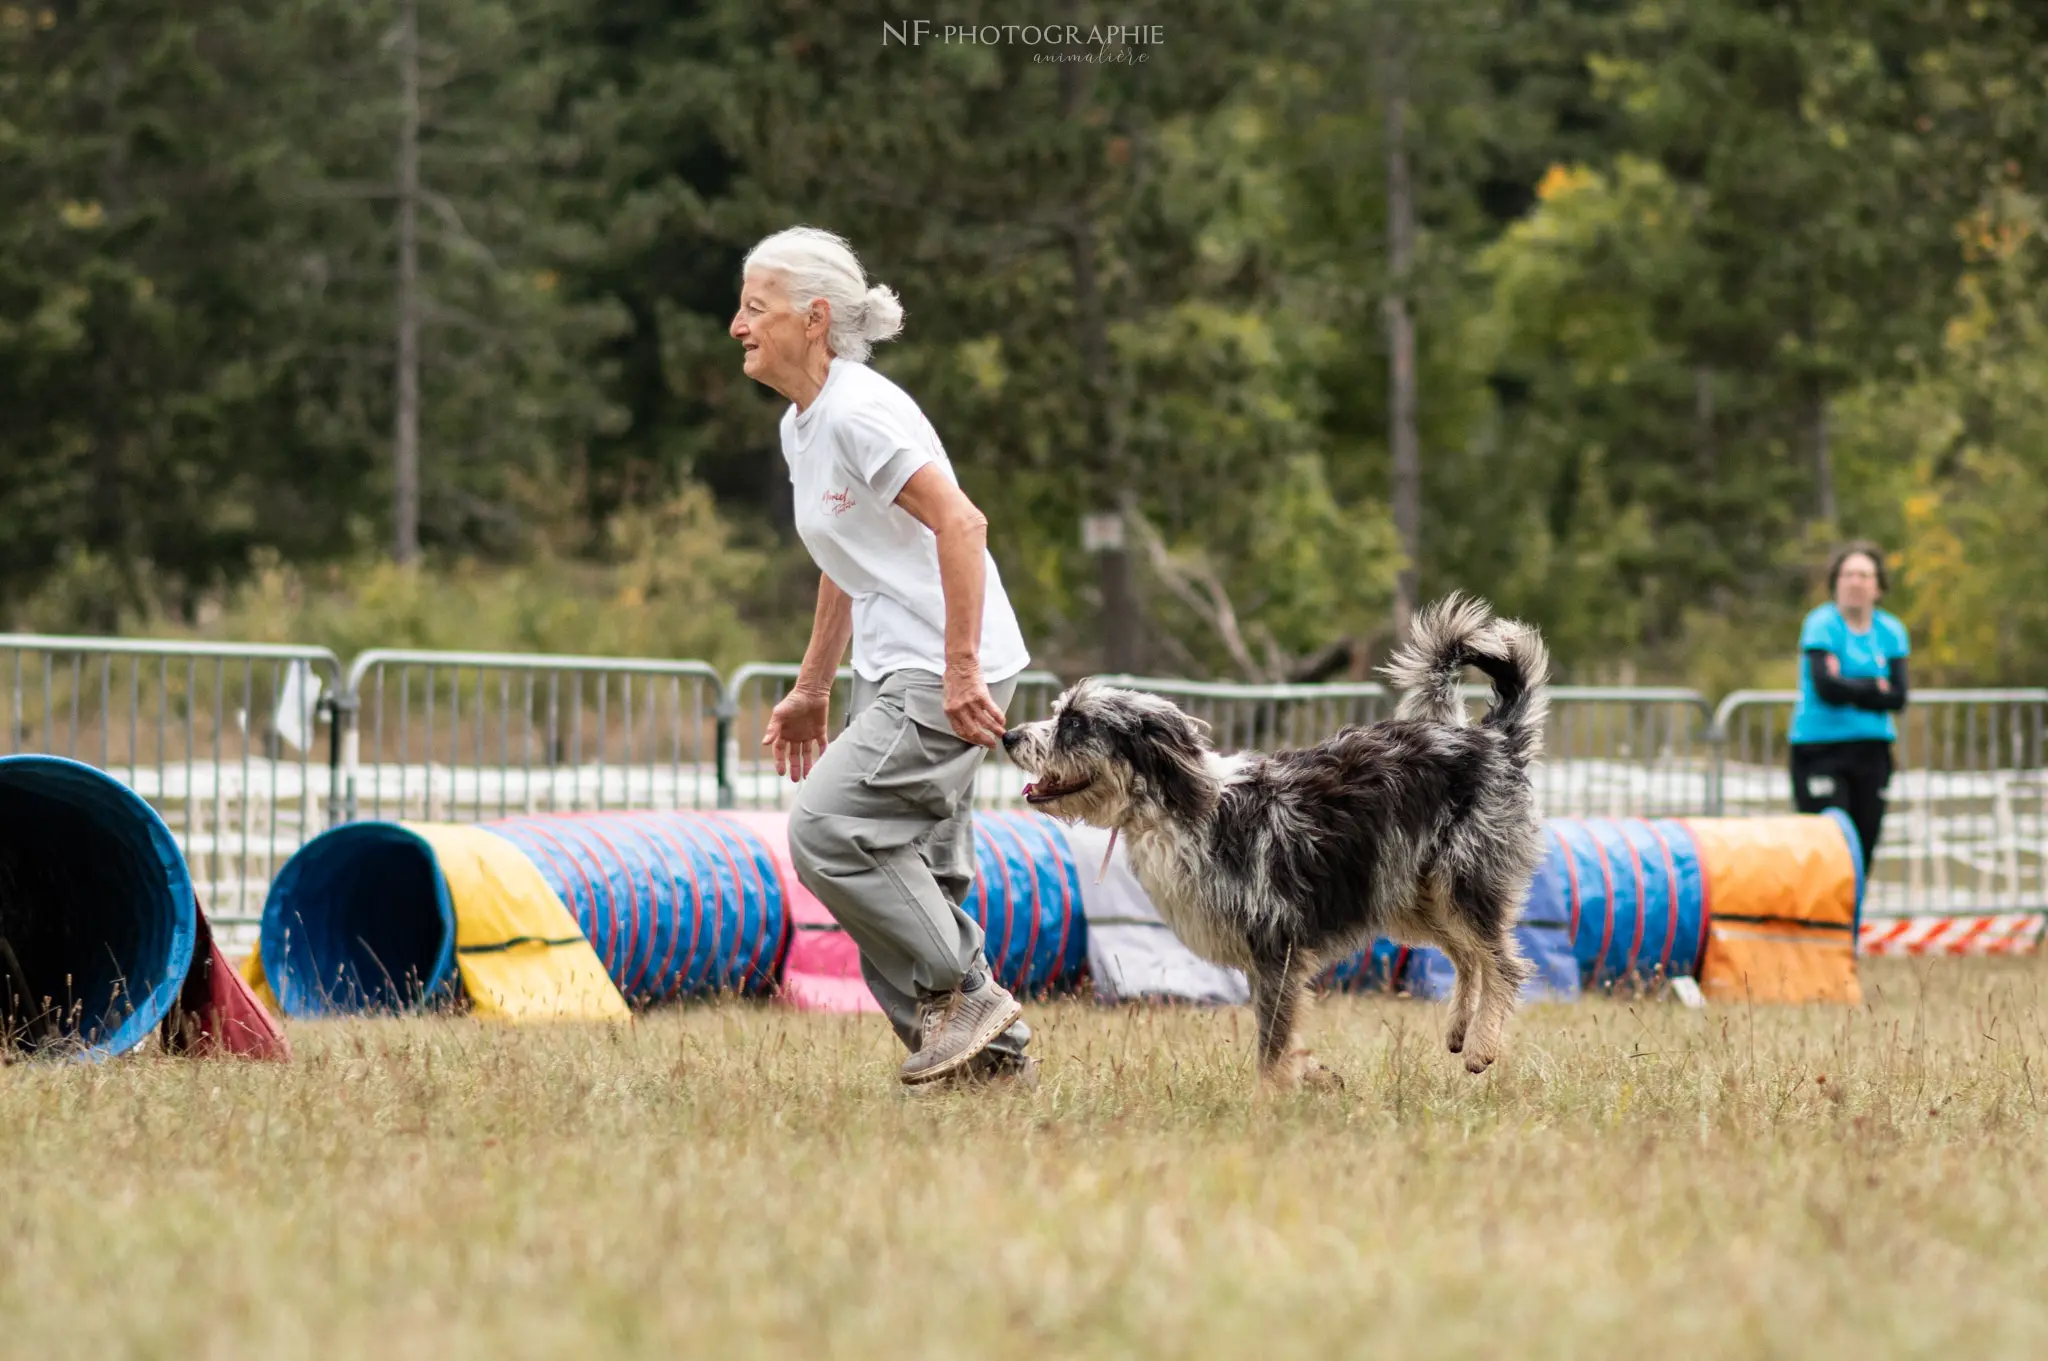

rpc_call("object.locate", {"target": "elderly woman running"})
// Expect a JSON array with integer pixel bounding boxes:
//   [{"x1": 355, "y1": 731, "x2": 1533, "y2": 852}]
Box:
[{"x1": 731, "y1": 226, "x2": 1036, "y2": 1087}]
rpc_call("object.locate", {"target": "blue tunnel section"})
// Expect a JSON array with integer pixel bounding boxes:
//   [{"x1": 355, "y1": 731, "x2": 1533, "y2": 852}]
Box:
[
  {"x1": 0, "y1": 755, "x2": 197, "y2": 1060},
  {"x1": 1551, "y1": 818, "x2": 1707, "y2": 988},
  {"x1": 1825, "y1": 806, "x2": 1866, "y2": 944},
  {"x1": 968, "y1": 811, "x2": 1090, "y2": 997},
  {"x1": 1402, "y1": 913, "x2": 1583, "y2": 1003},
  {"x1": 260, "y1": 822, "x2": 458, "y2": 1017},
  {"x1": 487, "y1": 813, "x2": 788, "y2": 1003}
]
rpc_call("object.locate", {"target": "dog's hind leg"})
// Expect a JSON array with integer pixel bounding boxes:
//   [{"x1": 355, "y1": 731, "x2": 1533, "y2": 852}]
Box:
[
  {"x1": 1440, "y1": 939, "x2": 1483, "y2": 1057},
  {"x1": 1461, "y1": 916, "x2": 1534, "y2": 1075},
  {"x1": 1412, "y1": 880, "x2": 1482, "y2": 1057}
]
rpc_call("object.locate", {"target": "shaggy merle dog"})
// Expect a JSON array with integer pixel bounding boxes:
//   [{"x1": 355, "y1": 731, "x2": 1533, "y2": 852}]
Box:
[{"x1": 1001, "y1": 594, "x2": 1550, "y2": 1087}]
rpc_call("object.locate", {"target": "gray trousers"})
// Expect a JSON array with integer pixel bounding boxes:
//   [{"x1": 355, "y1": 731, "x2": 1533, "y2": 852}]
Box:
[{"x1": 787, "y1": 670, "x2": 1030, "y2": 1059}]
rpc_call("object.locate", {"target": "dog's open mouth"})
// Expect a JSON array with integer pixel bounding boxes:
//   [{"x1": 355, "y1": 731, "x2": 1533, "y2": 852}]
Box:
[{"x1": 1023, "y1": 776, "x2": 1092, "y2": 805}]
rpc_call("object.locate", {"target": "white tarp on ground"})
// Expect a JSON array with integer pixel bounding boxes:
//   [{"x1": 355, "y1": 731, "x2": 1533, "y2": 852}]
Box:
[{"x1": 1054, "y1": 822, "x2": 1248, "y2": 1006}]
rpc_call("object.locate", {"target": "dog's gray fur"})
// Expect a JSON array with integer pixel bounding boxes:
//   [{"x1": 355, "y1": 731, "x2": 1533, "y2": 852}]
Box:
[{"x1": 1002, "y1": 593, "x2": 1550, "y2": 1086}]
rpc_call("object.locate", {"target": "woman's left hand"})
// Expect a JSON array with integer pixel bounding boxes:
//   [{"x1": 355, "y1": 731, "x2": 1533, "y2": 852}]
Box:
[{"x1": 943, "y1": 660, "x2": 1008, "y2": 748}]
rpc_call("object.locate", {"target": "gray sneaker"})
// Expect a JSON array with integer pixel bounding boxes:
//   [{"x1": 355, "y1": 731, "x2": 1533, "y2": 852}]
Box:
[{"x1": 899, "y1": 974, "x2": 1024, "y2": 1086}]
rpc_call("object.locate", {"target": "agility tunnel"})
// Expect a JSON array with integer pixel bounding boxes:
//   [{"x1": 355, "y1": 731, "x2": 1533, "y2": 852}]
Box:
[
  {"x1": 256, "y1": 813, "x2": 782, "y2": 1019},
  {"x1": 1549, "y1": 817, "x2": 1712, "y2": 989},
  {"x1": 1325, "y1": 916, "x2": 1581, "y2": 1002},
  {"x1": 254, "y1": 808, "x2": 1091, "y2": 1020},
  {"x1": 0, "y1": 754, "x2": 286, "y2": 1061},
  {"x1": 252, "y1": 805, "x2": 1865, "y2": 1018},
  {"x1": 1327, "y1": 812, "x2": 1863, "y2": 1004},
  {"x1": 964, "y1": 810, "x2": 1091, "y2": 996}
]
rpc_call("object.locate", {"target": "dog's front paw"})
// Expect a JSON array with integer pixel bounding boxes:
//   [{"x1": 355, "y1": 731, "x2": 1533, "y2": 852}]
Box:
[
  {"x1": 1444, "y1": 1020, "x2": 1468, "y2": 1055},
  {"x1": 1462, "y1": 1043, "x2": 1500, "y2": 1074}
]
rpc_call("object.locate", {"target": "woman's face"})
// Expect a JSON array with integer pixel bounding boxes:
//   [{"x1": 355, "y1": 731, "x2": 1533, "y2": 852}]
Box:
[
  {"x1": 731, "y1": 269, "x2": 821, "y2": 388},
  {"x1": 1833, "y1": 552, "x2": 1882, "y2": 613}
]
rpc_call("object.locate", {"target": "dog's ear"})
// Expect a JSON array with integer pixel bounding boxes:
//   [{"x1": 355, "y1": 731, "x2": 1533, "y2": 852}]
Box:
[{"x1": 1118, "y1": 705, "x2": 1215, "y2": 821}]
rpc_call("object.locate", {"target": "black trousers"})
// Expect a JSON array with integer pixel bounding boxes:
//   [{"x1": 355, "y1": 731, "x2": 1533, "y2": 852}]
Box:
[{"x1": 1789, "y1": 739, "x2": 1892, "y2": 872}]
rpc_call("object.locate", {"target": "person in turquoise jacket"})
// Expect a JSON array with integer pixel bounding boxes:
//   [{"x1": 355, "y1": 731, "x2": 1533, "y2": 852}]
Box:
[{"x1": 1788, "y1": 541, "x2": 1910, "y2": 872}]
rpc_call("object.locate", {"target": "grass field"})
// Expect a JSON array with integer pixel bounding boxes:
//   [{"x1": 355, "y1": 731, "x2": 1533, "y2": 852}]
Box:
[{"x1": 5, "y1": 959, "x2": 2048, "y2": 1360}]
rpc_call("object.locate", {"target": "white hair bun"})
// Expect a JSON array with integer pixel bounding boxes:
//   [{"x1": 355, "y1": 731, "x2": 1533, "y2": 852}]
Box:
[{"x1": 860, "y1": 283, "x2": 905, "y2": 344}]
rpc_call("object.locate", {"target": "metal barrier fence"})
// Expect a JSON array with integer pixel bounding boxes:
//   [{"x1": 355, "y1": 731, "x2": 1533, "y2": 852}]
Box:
[
  {"x1": 0, "y1": 635, "x2": 344, "y2": 926},
  {"x1": 1714, "y1": 689, "x2": 2048, "y2": 917},
  {"x1": 1089, "y1": 676, "x2": 1393, "y2": 752},
  {"x1": 1536, "y1": 686, "x2": 1716, "y2": 819},
  {"x1": 4, "y1": 632, "x2": 2045, "y2": 928},
  {"x1": 1096, "y1": 676, "x2": 1715, "y2": 820},
  {"x1": 723, "y1": 664, "x2": 1066, "y2": 810},
  {"x1": 342, "y1": 649, "x2": 728, "y2": 824}
]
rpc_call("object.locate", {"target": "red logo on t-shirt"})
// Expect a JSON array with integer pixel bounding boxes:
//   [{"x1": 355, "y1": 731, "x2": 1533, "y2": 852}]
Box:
[{"x1": 822, "y1": 488, "x2": 856, "y2": 516}]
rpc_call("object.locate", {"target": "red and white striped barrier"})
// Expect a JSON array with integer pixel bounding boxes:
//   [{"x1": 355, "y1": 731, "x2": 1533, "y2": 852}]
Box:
[{"x1": 1859, "y1": 913, "x2": 2046, "y2": 956}]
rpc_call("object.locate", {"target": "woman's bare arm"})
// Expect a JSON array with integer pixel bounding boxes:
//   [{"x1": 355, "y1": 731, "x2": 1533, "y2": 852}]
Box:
[
  {"x1": 892, "y1": 464, "x2": 1007, "y2": 746},
  {"x1": 795, "y1": 574, "x2": 854, "y2": 696}
]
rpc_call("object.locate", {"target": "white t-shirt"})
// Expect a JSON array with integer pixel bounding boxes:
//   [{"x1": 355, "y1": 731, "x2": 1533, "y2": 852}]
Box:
[{"x1": 781, "y1": 358, "x2": 1031, "y2": 683}]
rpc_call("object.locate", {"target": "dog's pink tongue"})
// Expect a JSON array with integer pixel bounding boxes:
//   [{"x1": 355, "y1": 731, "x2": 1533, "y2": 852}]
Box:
[{"x1": 1022, "y1": 781, "x2": 1036, "y2": 797}]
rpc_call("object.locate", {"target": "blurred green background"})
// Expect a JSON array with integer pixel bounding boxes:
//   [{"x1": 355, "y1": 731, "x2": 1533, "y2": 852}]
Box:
[{"x1": 4, "y1": 1, "x2": 2043, "y2": 690}]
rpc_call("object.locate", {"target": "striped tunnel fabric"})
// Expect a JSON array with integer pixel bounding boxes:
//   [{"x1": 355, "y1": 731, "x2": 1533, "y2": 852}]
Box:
[
  {"x1": 967, "y1": 811, "x2": 1091, "y2": 996},
  {"x1": 1325, "y1": 939, "x2": 1411, "y2": 994},
  {"x1": 1549, "y1": 818, "x2": 1710, "y2": 988},
  {"x1": 486, "y1": 813, "x2": 789, "y2": 1003},
  {"x1": 0, "y1": 755, "x2": 200, "y2": 1060}
]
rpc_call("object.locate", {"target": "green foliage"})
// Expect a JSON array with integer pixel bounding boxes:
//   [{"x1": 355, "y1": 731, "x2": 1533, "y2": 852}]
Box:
[
  {"x1": 5, "y1": 0, "x2": 2048, "y2": 688},
  {"x1": 1234, "y1": 453, "x2": 1402, "y2": 667},
  {"x1": 0, "y1": 0, "x2": 628, "y2": 620},
  {"x1": 1832, "y1": 184, "x2": 2048, "y2": 684},
  {"x1": 14, "y1": 487, "x2": 803, "y2": 672}
]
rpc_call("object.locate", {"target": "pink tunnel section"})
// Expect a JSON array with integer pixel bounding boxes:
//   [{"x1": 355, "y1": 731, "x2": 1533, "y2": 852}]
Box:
[{"x1": 714, "y1": 811, "x2": 879, "y2": 1014}]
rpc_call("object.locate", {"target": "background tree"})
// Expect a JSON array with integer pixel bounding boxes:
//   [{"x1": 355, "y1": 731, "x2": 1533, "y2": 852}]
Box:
[{"x1": 3, "y1": 0, "x2": 2045, "y2": 689}]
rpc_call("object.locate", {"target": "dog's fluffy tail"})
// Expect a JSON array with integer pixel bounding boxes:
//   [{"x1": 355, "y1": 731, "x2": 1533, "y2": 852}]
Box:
[{"x1": 1382, "y1": 592, "x2": 1550, "y2": 761}]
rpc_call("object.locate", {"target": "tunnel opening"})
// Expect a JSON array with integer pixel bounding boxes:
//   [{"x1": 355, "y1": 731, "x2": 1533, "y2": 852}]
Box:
[
  {"x1": 261, "y1": 822, "x2": 457, "y2": 1016},
  {"x1": 0, "y1": 756, "x2": 196, "y2": 1060}
]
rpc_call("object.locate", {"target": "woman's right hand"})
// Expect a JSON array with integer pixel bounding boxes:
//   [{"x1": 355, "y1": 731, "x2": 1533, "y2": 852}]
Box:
[{"x1": 763, "y1": 686, "x2": 833, "y2": 783}]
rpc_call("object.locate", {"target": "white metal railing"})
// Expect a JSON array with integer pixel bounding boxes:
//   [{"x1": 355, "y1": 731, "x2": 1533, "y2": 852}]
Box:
[
  {"x1": 1097, "y1": 676, "x2": 1715, "y2": 820},
  {"x1": 1, "y1": 635, "x2": 345, "y2": 926},
  {"x1": 4, "y1": 633, "x2": 2044, "y2": 927},
  {"x1": 341, "y1": 648, "x2": 729, "y2": 824},
  {"x1": 1712, "y1": 689, "x2": 2048, "y2": 917}
]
